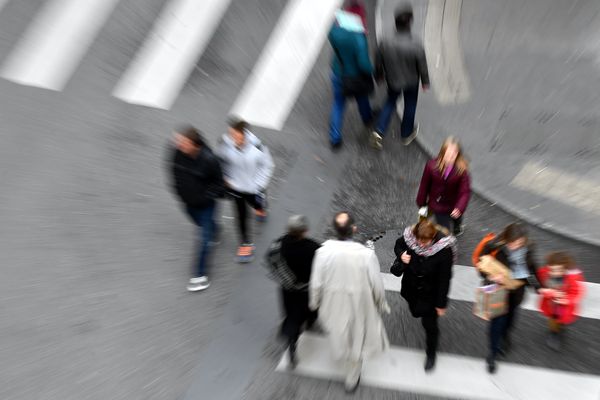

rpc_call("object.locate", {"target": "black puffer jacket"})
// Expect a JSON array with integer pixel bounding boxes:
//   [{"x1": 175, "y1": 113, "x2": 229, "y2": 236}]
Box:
[
  {"x1": 393, "y1": 231, "x2": 454, "y2": 318},
  {"x1": 170, "y1": 146, "x2": 224, "y2": 208}
]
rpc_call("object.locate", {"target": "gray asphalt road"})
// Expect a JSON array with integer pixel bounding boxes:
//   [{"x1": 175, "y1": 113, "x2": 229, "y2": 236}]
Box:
[{"x1": 0, "y1": 0, "x2": 598, "y2": 400}]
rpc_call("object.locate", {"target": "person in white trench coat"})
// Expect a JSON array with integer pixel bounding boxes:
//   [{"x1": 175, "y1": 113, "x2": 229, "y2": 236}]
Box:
[{"x1": 309, "y1": 212, "x2": 390, "y2": 393}]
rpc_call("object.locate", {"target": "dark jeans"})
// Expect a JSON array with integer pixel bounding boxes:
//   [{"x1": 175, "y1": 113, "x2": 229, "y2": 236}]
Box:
[
  {"x1": 186, "y1": 202, "x2": 216, "y2": 278},
  {"x1": 489, "y1": 285, "x2": 526, "y2": 356},
  {"x1": 375, "y1": 86, "x2": 418, "y2": 137},
  {"x1": 329, "y1": 73, "x2": 373, "y2": 145},
  {"x1": 434, "y1": 213, "x2": 454, "y2": 232},
  {"x1": 229, "y1": 189, "x2": 263, "y2": 244},
  {"x1": 421, "y1": 311, "x2": 439, "y2": 357},
  {"x1": 281, "y1": 289, "x2": 318, "y2": 347}
]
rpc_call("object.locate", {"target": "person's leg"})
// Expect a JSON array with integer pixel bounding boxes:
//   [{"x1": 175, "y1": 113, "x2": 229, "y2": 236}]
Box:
[
  {"x1": 434, "y1": 213, "x2": 454, "y2": 232},
  {"x1": 231, "y1": 191, "x2": 249, "y2": 243},
  {"x1": 452, "y1": 214, "x2": 464, "y2": 235},
  {"x1": 354, "y1": 94, "x2": 373, "y2": 126},
  {"x1": 421, "y1": 312, "x2": 439, "y2": 359},
  {"x1": 344, "y1": 359, "x2": 362, "y2": 393},
  {"x1": 375, "y1": 89, "x2": 401, "y2": 136},
  {"x1": 195, "y1": 202, "x2": 216, "y2": 278},
  {"x1": 400, "y1": 86, "x2": 419, "y2": 138},
  {"x1": 503, "y1": 286, "x2": 526, "y2": 347},
  {"x1": 329, "y1": 74, "x2": 347, "y2": 145},
  {"x1": 487, "y1": 315, "x2": 507, "y2": 373}
]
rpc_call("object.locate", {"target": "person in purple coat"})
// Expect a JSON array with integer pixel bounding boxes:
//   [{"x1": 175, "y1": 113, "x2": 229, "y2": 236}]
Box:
[{"x1": 416, "y1": 137, "x2": 471, "y2": 235}]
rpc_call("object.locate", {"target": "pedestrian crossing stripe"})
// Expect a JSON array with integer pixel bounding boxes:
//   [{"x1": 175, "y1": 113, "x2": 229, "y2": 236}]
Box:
[
  {"x1": 0, "y1": 0, "x2": 121, "y2": 91},
  {"x1": 112, "y1": 0, "x2": 233, "y2": 110},
  {"x1": 381, "y1": 265, "x2": 600, "y2": 320},
  {"x1": 277, "y1": 333, "x2": 600, "y2": 400},
  {"x1": 0, "y1": 0, "x2": 343, "y2": 128}
]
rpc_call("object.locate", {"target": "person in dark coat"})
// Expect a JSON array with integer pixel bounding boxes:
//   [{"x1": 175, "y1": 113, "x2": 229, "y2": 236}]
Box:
[
  {"x1": 392, "y1": 219, "x2": 457, "y2": 372},
  {"x1": 416, "y1": 136, "x2": 471, "y2": 235},
  {"x1": 370, "y1": 2, "x2": 430, "y2": 149},
  {"x1": 169, "y1": 126, "x2": 224, "y2": 292},
  {"x1": 478, "y1": 222, "x2": 540, "y2": 373},
  {"x1": 280, "y1": 215, "x2": 321, "y2": 368}
]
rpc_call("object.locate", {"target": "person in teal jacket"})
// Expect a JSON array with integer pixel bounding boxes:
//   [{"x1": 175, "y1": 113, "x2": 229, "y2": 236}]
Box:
[{"x1": 328, "y1": 9, "x2": 374, "y2": 149}]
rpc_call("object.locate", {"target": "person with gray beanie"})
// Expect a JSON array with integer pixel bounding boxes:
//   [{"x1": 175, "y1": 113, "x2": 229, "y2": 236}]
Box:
[{"x1": 277, "y1": 215, "x2": 321, "y2": 369}]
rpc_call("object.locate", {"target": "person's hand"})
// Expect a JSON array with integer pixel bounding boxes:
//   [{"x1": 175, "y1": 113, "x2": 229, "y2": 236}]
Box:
[
  {"x1": 401, "y1": 251, "x2": 411, "y2": 264},
  {"x1": 436, "y1": 307, "x2": 446, "y2": 317},
  {"x1": 555, "y1": 298, "x2": 569, "y2": 305},
  {"x1": 450, "y1": 208, "x2": 462, "y2": 219},
  {"x1": 538, "y1": 288, "x2": 553, "y2": 296},
  {"x1": 422, "y1": 84, "x2": 430, "y2": 92},
  {"x1": 491, "y1": 274, "x2": 505, "y2": 285}
]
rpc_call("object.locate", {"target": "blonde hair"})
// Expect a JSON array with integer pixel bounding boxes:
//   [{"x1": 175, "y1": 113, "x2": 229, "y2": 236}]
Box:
[{"x1": 436, "y1": 136, "x2": 469, "y2": 175}]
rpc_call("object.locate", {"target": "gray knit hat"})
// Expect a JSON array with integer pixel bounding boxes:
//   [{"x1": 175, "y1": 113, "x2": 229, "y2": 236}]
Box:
[{"x1": 287, "y1": 215, "x2": 309, "y2": 235}]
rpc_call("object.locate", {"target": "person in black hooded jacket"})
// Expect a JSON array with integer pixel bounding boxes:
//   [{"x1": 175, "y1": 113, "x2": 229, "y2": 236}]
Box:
[
  {"x1": 392, "y1": 219, "x2": 456, "y2": 372},
  {"x1": 169, "y1": 126, "x2": 224, "y2": 292}
]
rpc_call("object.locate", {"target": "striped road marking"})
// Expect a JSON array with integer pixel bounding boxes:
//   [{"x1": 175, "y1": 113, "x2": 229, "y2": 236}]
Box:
[
  {"x1": 277, "y1": 333, "x2": 600, "y2": 400},
  {"x1": 0, "y1": 0, "x2": 120, "y2": 90},
  {"x1": 230, "y1": 0, "x2": 343, "y2": 130},
  {"x1": 112, "y1": 0, "x2": 232, "y2": 109},
  {"x1": 382, "y1": 265, "x2": 600, "y2": 320}
]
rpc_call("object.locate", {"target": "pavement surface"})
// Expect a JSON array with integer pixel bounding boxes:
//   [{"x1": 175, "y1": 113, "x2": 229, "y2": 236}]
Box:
[
  {"x1": 0, "y1": 0, "x2": 599, "y2": 400},
  {"x1": 401, "y1": 0, "x2": 600, "y2": 245}
]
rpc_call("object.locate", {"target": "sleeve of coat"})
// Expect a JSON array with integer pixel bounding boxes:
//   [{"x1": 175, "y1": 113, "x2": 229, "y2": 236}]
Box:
[
  {"x1": 526, "y1": 245, "x2": 542, "y2": 290},
  {"x1": 417, "y1": 45, "x2": 430, "y2": 86},
  {"x1": 394, "y1": 237, "x2": 408, "y2": 258},
  {"x1": 416, "y1": 162, "x2": 432, "y2": 208},
  {"x1": 367, "y1": 251, "x2": 389, "y2": 313},
  {"x1": 564, "y1": 271, "x2": 585, "y2": 305},
  {"x1": 254, "y1": 146, "x2": 274, "y2": 192},
  {"x1": 309, "y1": 250, "x2": 324, "y2": 311},
  {"x1": 435, "y1": 248, "x2": 454, "y2": 309},
  {"x1": 455, "y1": 171, "x2": 471, "y2": 213}
]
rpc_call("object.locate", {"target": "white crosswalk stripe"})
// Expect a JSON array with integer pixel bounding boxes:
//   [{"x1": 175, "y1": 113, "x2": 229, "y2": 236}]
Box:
[
  {"x1": 112, "y1": 0, "x2": 233, "y2": 109},
  {"x1": 0, "y1": 0, "x2": 341, "y2": 120},
  {"x1": 0, "y1": 0, "x2": 120, "y2": 91},
  {"x1": 382, "y1": 265, "x2": 600, "y2": 320},
  {"x1": 277, "y1": 333, "x2": 600, "y2": 400},
  {"x1": 230, "y1": 0, "x2": 343, "y2": 130}
]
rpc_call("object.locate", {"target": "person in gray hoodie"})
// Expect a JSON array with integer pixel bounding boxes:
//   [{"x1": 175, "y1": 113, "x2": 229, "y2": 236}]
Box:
[
  {"x1": 370, "y1": 2, "x2": 430, "y2": 150},
  {"x1": 217, "y1": 118, "x2": 274, "y2": 262}
]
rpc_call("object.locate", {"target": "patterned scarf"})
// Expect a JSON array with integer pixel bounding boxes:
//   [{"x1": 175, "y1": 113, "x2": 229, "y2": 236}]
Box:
[{"x1": 403, "y1": 226, "x2": 458, "y2": 263}]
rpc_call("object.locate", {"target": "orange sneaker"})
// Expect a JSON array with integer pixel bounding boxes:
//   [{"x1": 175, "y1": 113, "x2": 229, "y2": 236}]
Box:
[{"x1": 236, "y1": 243, "x2": 255, "y2": 263}]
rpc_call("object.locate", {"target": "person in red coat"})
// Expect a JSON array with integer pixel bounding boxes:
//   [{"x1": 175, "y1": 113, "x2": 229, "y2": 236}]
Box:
[
  {"x1": 537, "y1": 251, "x2": 585, "y2": 351},
  {"x1": 416, "y1": 137, "x2": 471, "y2": 235}
]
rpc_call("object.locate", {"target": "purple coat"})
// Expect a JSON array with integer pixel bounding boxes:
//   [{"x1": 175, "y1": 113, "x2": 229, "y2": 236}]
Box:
[{"x1": 416, "y1": 159, "x2": 471, "y2": 215}]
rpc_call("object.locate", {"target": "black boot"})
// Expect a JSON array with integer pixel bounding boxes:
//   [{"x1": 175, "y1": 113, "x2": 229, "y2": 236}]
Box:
[
  {"x1": 288, "y1": 343, "x2": 298, "y2": 370},
  {"x1": 424, "y1": 354, "x2": 436, "y2": 372},
  {"x1": 486, "y1": 354, "x2": 497, "y2": 374}
]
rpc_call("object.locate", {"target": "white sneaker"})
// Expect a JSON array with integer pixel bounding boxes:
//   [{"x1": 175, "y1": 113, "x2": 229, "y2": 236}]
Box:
[
  {"x1": 370, "y1": 131, "x2": 383, "y2": 150},
  {"x1": 187, "y1": 276, "x2": 210, "y2": 292},
  {"x1": 401, "y1": 124, "x2": 419, "y2": 145}
]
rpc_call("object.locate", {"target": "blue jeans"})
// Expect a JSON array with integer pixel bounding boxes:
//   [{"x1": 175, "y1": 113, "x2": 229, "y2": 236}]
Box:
[
  {"x1": 329, "y1": 74, "x2": 373, "y2": 145},
  {"x1": 489, "y1": 314, "x2": 508, "y2": 357},
  {"x1": 186, "y1": 202, "x2": 216, "y2": 278},
  {"x1": 375, "y1": 86, "x2": 419, "y2": 137}
]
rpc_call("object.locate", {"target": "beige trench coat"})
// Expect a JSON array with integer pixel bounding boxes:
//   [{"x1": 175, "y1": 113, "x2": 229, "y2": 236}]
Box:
[{"x1": 309, "y1": 240, "x2": 390, "y2": 362}]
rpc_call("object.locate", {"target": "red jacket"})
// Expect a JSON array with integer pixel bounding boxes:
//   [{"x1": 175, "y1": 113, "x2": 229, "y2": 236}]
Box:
[
  {"x1": 416, "y1": 159, "x2": 471, "y2": 215},
  {"x1": 537, "y1": 266, "x2": 585, "y2": 325}
]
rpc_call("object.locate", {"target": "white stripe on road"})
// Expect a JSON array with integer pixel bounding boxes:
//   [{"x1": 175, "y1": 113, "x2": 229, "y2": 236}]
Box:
[
  {"x1": 112, "y1": 0, "x2": 232, "y2": 109},
  {"x1": 230, "y1": 0, "x2": 344, "y2": 130},
  {"x1": 277, "y1": 333, "x2": 600, "y2": 400},
  {"x1": 382, "y1": 265, "x2": 600, "y2": 320},
  {"x1": 0, "y1": 0, "x2": 120, "y2": 90}
]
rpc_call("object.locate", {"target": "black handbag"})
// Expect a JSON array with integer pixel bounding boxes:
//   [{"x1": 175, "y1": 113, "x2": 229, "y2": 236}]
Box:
[{"x1": 333, "y1": 44, "x2": 374, "y2": 97}]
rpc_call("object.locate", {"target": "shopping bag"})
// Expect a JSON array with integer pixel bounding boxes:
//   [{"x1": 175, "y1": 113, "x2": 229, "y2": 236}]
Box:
[{"x1": 473, "y1": 284, "x2": 508, "y2": 321}]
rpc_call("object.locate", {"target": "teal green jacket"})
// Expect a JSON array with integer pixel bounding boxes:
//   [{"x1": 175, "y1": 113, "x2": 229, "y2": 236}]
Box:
[{"x1": 329, "y1": 25, "x2": 373, "y2": 78}]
